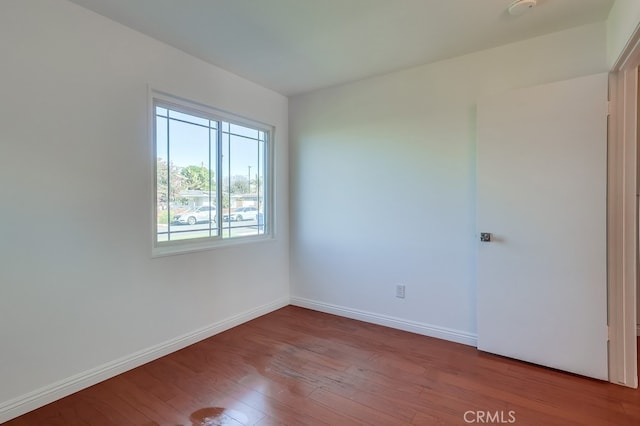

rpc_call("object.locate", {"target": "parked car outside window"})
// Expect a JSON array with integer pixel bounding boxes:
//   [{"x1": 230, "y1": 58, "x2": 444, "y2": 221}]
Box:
[
  {"x1": 172, "y1": 205, "x2": 216, "y2": 225},
  {"x1": 223, "y1": 207, "x2": 258, "y2": 222}
]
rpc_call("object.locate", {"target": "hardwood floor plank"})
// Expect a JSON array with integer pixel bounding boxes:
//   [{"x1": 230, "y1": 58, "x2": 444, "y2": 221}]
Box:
[
  {"x1": 100, "y1": 376, "x2": 186, "y2": 425},
  {"x1": 308, "y1": 388, "x2": 407, "y2": 426},
  {"x1": 5, "y1": 306, "x2": 639, "y2": 425}
]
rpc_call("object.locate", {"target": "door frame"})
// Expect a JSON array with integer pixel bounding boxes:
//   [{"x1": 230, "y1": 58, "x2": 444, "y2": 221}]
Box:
[{"x1": 608, "y1": 26, "x2": 640, "y2": 389}]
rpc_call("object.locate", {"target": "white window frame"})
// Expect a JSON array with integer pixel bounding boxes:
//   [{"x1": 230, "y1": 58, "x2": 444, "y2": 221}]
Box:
[{"x1": 150, "y1": 89, "x2": 274, "y2": 257}]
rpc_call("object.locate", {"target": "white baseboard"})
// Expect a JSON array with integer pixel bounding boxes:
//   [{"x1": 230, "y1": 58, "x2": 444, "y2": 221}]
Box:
[
  {"x1": 0, "y1": 297, "x2": 289, "y2": 424},
  {"x1": 290, "y1": 296, "x2": 477, "y2": 347}
]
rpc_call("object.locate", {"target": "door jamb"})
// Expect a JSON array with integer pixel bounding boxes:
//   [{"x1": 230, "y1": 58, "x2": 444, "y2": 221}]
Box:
[{"x1": 608, "y1": 26, "x2": 640, "y2": 389}]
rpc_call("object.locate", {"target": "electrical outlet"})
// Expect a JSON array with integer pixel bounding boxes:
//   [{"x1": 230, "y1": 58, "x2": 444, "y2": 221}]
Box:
[{"x1": 396, "y1": 284, "x2": 406, "y2": 299}]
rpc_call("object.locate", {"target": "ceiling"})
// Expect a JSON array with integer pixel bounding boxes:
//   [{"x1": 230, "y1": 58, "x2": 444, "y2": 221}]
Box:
[{"x1": 69, "y1": 0, "x2": 615, "y2": 96}]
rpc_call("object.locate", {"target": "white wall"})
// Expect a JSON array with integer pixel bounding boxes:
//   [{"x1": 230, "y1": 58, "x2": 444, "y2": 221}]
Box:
[
  {"x1": 289, "y1": 23, "x2": 608, "y2": 344},
  {"x1": 607, "y1": 0, "x2": 640, "y2": 68},
  {"x1": 0, "y1": 0, "x2": 288, "y2": 420}
]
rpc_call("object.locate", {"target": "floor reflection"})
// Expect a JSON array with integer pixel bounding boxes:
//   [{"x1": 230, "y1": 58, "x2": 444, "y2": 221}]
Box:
[{"x1": 189, "y1": 407, "x2": 248, "y2": 425}]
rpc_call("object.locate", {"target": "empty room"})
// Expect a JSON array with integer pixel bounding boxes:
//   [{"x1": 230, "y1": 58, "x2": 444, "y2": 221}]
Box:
[{"x1": 2, "y1": 0, "x2": 640, "y2": 424}]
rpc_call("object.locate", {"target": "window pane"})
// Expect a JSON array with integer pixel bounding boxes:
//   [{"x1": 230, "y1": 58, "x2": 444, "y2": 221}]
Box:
[
  {"x1": 169, "y1": 109, "x2": 209, "y2": 127},
  {"x1": 156, "y1": 108, "x2": 218, "y2": 242},
  {"x1": 171, "y1": 118, "x2": 215, "y2": 240},
  {"x1": 156, "y1": 115, "x2": 170, "y2": 241},
  {"x1": 221, "y1": 130, "x2": 264, "y2": 239},
  {"x1": 258, "y1": 139, "x2": 266, "y2": 217},
  {"x1": 209, "y1": 126, "x2": 219, "y2": 235},
  {"x1": 229, "y1": 123, "x2": 259, "y2": 140}
]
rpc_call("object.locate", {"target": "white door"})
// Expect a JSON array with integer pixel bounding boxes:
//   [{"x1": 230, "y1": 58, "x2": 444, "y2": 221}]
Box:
[{"x1": 476, "y1": 73, "x2": 609, "y2": 380}]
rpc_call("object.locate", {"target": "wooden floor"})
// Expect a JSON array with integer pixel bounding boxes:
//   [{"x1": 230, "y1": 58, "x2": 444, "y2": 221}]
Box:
[{"x1": 6, "y1": 306, "x2": 640, "y2": 425}]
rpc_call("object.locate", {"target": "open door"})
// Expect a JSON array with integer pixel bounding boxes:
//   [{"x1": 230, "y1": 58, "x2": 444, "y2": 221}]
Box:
[{"x1": 476, "y1": 73, "x2": 608, "y2": 380}]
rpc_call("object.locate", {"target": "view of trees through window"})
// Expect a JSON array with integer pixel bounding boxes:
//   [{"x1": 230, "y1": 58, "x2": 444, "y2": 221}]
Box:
[{"x1": 155, "y1": 104, "x2": 267, "y2": 244}]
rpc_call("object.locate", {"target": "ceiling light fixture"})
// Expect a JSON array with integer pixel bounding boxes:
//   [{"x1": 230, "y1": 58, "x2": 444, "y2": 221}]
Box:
[{"x1": 508, "y1": 0, "x2": 537, "y2": 16}]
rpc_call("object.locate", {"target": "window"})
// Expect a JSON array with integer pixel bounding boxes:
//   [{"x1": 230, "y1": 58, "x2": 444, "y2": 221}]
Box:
[{"x1": 153, "y1": 93, "x2": 272, "y2": 255}]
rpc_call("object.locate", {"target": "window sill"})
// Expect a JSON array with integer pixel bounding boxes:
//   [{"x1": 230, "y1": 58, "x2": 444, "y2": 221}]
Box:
[{"x1": 152, "y1": 233, "x2": 274, "y2": 258}]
